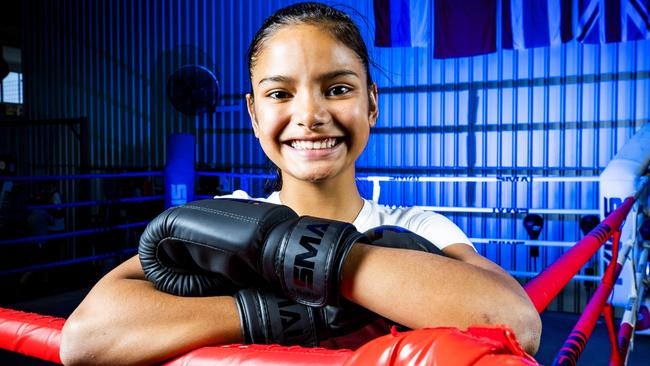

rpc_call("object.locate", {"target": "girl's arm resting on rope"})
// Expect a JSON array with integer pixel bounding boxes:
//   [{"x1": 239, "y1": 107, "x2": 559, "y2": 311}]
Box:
[
  {"x1": 60, "y1": 245, "x2": 541, "y2": 364},
  {"x1": 340, "y1": 243, "x2": 541, "y2": 355},
  {"x1": 59, "y1": 255, "x2": 243, "y2": 366}
]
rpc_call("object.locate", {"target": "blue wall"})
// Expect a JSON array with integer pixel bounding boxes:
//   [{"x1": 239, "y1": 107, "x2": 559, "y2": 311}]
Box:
[{"x1": 7, "y1": 0, "x2": 650, "y2": 312}]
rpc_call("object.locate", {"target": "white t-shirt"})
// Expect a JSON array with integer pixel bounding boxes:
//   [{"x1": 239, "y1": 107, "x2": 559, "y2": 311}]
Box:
[{"x1": 217, "y1": 190, "x2": 474, "y2": 251}]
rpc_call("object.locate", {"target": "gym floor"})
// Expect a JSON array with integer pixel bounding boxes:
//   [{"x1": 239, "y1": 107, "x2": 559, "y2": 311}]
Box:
[{"x1": 1, "y1": 289, "x2": 649, "y2": 365}]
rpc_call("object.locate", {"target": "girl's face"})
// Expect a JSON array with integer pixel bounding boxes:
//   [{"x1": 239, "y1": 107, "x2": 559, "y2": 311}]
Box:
[{"x1": 247, "y1": 23, "x2": 378, "y2": 185}]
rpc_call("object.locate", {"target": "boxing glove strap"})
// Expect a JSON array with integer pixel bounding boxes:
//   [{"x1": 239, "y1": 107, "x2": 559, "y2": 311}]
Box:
[
  {"x1": 235, "y1": 288, "x2": 321, "y2": 346},
  {"x1": 265, "y1": 217, "x2": 369, "y2": 307}
]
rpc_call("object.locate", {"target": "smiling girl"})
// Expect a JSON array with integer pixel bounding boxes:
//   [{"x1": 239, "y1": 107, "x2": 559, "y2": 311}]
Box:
[{"x1": 60, "y1": 3, "x2": 541, "y2": 365}]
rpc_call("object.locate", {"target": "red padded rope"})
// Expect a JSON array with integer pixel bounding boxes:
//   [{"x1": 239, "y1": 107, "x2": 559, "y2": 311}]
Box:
[
  {"x1": 0, "y1": 307, "x2": 538, "y2": 365},
  {"x1": 0, "y1": 307, "x2": 354, "y2": 365},
  {"x1": 164, "y1": 344, "x2": 353, "y2": 366},
  {"x1": 524, "y1": 196, "x2": 635, "y2": 313},
  {"x1": 0, "y1": 308, "x2": 64, "y2": 364}
]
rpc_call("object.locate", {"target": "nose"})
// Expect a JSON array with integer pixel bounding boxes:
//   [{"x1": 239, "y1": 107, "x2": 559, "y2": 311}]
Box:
[{"x1": 293, "y1": 91, "x2": 329, "y2": 130}]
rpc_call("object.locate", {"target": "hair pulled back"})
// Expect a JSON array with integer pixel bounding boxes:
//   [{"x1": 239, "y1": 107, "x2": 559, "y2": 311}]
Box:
[{"x1": 247, "y1": 2, "x2": 373, "y2": 90}]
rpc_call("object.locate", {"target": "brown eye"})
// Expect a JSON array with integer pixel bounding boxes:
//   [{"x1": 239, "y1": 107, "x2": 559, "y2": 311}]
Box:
[
  {"x1": 326, "y1": 85, "x2": 351, "y2": 97},
  {"x1": 268, "y1": 90, "x2": 291, "y2": 99}
]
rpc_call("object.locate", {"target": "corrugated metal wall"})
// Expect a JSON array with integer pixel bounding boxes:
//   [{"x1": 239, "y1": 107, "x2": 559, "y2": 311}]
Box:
[{"x1": 5, "y1": 0, "x2": 650, "y2": 312}]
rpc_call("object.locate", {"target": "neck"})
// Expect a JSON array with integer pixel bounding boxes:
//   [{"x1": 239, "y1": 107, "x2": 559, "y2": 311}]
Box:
[{"x1": 278, "y1": 168, "x2": 364, "y2": 223}]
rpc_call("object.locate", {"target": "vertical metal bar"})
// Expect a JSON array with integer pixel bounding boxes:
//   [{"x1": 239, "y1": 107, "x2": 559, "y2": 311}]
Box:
[
  {"x1": 467, "y1": 57, "x2": 476, "y2": 235},
  {"x1": 203, "y1": 0, "x2": 209, "y2": 170},
  {"x1": 108, "y1": 0, "x2": 115, "y2": 167},
  {"x1": 146, "y1": 0, "x2": 152, "y2": 168},
  {"x1": 219, "y1": 0, "x2": 225, "y2": 171},
  {"x1": 453, "y1": 58, "x2": 459, "y2": 222},
  {"x1": 117, "y1": 0, "x2": 123, "y2": 166},
  {"x1": 238, "y1": 0, "x2": 245, "y2": 182},
  {"x1": 499, "y1": 45, "x2": 509, "y2": 269},
  {"x1": 212, "y1": 0, "x2": 218, "y2": 168},
  {"x1": 135, "y1": 0, "x2": 141, "y2": 168},
  {"x1": 414, "y1": 47, "x2": 421, "y2": 206},
  {"x1": 481, "y1": 54, "x2": 488, "y2": 257},
  {"x1": 612, "y1": 44, "x2": 619, "y2": 160},
  {"x1": 60, "y1": 0, "x2": 67, "y2": 176},
  {"x1": 440, "y1": 58, "x2": 445, "y2": 209},
  {"x1": 100, "y1": 0, "x2": 107, "y2": 168},
  {"x1": 229, "y1": 0, "x2": 235, "y2": 177},
  {"x1": 630, "y1": 41, "x2": 638, "y2": 131}
]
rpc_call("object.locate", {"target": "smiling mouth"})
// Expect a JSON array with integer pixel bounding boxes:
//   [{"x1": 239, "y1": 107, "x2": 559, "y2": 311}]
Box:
[{"x1": 287, "y1": 137, "x2": 345, "y2": 150}]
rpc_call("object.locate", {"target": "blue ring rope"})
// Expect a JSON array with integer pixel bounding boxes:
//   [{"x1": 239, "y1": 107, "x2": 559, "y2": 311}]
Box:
[
  {"x1": 26, "y1": 195, "x2": 164, "y2": 210},
  {"x1": 195, "y1": 171, "x2": 275, "y2": 179},
  {"x1": 0, "y1": 247, "x2": 138, "y2": 276},
  {"x1": 0, "y1": 221, "x2": 149, "y2": 246},
  {"x1": 3, "y1": 172, "x2": 164, "y2": 181}
]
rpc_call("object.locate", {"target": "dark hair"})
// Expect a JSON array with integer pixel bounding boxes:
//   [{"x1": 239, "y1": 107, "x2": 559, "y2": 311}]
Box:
[{"x1": 247, "y1": 2, "x2": 373, "y2": 90}]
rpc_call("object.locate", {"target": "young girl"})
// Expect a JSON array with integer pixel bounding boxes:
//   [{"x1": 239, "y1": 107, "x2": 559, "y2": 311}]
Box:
[{"x1": 60, "y1": 3, "x2": 541, "y2": 365}]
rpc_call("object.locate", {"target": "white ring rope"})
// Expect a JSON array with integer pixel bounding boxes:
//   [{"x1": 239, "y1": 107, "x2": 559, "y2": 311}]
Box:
[
  {"x1": 470, "y1": 238, "x2": 577, "y2": 247},
  {"x1": 196, "y1": 171, "x2": 599, "y2": 215},
  {"x1": 359, "y1": 175, "x2": 599, "y2": 183},
  {"x1": 360, "y1": 175, "x2": 598, "y2": 203},
  {"x1": 420, "y1": 206, "x2": 598, "y2": 215}
]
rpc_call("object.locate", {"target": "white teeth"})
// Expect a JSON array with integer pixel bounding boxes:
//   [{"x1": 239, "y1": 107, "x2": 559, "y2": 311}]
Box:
[{"x1": 290, "y1": 138, "x2": 337, "y2": 150}]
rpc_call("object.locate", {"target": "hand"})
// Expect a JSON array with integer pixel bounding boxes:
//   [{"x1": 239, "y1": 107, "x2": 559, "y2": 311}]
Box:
[
  {"x1": 138, "y1": 199, "x2": 298, "y2": 296},
  {"x1": 236, "y1": 288, "x2": 376, "y2": 346},
  {"x1": 139, "y1": 198, "x2": 368, "y2": 306}
]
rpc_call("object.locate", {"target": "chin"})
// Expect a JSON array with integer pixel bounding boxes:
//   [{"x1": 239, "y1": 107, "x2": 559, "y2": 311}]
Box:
[
  {"x1": 293, "y1": 168, "x2": 338, "y2": 183},
  {"x1": 303, "y1": 173, "x2": 332, "y2": 183}
]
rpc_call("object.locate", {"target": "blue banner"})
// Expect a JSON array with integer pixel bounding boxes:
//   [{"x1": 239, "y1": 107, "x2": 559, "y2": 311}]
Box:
[
  {"x1": 577, "y1": 0, "x2": 650, "y2": 43},
  {"x1": 374, "y1": 0, "x2": 430, "y2": 47},
  {"x1": 503, "y1": 0, "x2": 574, "y2": 49},
  {"x1": 433, "y1": 0, "x2": 497, "y2": 58}
]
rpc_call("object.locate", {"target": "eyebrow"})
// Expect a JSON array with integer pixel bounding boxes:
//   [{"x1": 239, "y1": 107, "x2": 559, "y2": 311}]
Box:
[
  {"x1": 317, "y1": 69, "x2": 360, "y2": 81},
  {"x1": 258, "y1": 75, "x2": 293, "y2": 86},
  {"x1": 257, "y1": 69, "x2": 360, "y2": 86}
]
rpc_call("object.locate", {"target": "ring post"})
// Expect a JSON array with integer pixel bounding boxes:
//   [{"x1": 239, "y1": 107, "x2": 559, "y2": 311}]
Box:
[
  {"x1": 165, "y1": 133, "x2": 195, "y2": 208},
  {"x1": 599, "y1": 124, "x2": 650, "y2": 306}
]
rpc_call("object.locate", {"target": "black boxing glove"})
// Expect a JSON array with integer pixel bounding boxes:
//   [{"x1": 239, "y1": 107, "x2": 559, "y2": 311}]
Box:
[
  {"x1": 235, "y1": 288, "x2": 375, "y2": 347},
  {"x1": 138, "y1": 199, "x2": 298, "y2": 296},
  {"x1": 364, "y1": 225, "x2": 444, "y2": 256},
  {"x1": 139, "y1": 198, "x2": 369, "y2": 307}
]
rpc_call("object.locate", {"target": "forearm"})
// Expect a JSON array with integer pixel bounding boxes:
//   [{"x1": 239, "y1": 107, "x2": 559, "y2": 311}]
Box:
[
  {"x1": 340, "y1": 244, "x2": 541, "y2": 354},
  {"x1": 443, "y1": 244, "x2": 532, "y2": 304},
  {"x1": 60, "y1": 256, "x2": 243, "y2": 366}
]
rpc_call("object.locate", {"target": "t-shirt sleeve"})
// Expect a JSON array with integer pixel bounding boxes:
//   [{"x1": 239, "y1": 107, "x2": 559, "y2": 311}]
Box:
[
  {"x1": 408, "y1": 210, "x2": 475, "y2": 251},
  {"x1": 212, "y1": 189, "x2": 252, "y2": 200}
]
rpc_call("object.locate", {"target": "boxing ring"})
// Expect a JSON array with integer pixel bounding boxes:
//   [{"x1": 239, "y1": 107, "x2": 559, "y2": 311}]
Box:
[{"x1": 1, "y1": 127, "x2": 650, "y2": 364}]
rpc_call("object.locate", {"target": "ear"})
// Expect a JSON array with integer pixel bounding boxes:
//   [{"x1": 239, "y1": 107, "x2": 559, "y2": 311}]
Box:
[
  {"x1": 368, "y1": 83, "x2": 378, "y2": 128},
  {"x1": 246, "y1": 93, "x2": 260, "y2": 138}
]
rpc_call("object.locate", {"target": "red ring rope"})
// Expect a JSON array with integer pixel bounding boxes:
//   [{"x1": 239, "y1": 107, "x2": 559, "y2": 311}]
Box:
[{"x1": 523, "y1": 196, "x2": 635, "y2": 313}]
